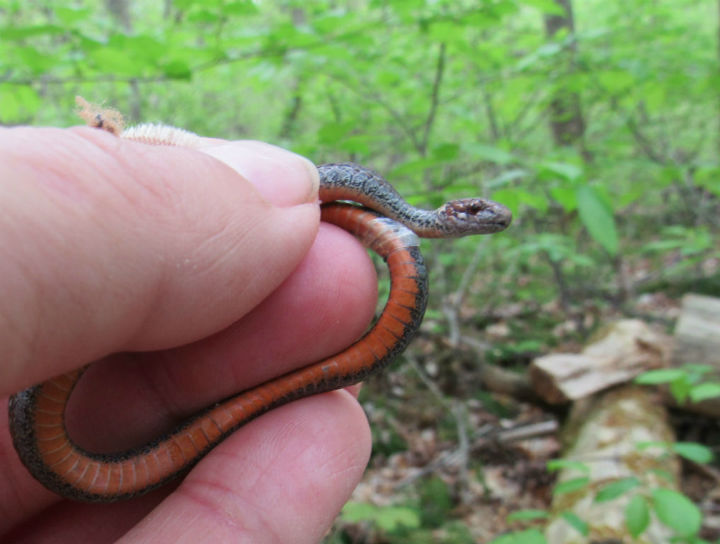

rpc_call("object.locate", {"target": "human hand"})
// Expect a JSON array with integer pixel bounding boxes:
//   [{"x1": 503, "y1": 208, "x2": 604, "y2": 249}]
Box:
[{"x1": 0, "y1": 127, "x2": 377, "y2": 542}]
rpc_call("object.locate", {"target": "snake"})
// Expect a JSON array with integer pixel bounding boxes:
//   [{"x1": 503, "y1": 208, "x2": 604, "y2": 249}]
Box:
[{"x1": 8, "y1": 158, "x2": 511, "y2": 502}]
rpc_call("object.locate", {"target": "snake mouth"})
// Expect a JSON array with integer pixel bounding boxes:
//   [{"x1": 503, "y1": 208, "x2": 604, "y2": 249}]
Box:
[{"x1": 443, "y1": 198, "x2": 512, "y2": 235}]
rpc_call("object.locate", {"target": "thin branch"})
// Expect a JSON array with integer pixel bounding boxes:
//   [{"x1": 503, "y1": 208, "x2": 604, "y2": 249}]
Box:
[
  {"x1": 441, "y1": 238, "x2": 489, "y2": 347},
  {"x1": 419, "y1": 42, "x2": 446, "y2": 155},
  {"x1": 3, "y1": 19, "x2": 384, "y2": 87}
]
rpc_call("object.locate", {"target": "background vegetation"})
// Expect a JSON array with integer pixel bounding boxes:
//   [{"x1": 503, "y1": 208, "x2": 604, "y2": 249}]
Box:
[{"x1": 2, "y1": 0, "x2": 719, "y2": 541}]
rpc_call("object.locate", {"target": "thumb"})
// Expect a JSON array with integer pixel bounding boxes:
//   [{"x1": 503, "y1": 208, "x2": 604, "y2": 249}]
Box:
[{"x1": 0, "y1": 126, "x2": 319, "y2": 393}]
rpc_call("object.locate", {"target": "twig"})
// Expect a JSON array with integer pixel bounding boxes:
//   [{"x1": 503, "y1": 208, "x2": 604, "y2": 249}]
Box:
[
  {"x1": 442, "y1": 238, "x2": 489, "y2": 347},
  {"x1": 419, "y1": 42, "x2": 446, "y2": 155},
  {"x1": 396, "y1": 355, "x2": 472, "y2": 500}
]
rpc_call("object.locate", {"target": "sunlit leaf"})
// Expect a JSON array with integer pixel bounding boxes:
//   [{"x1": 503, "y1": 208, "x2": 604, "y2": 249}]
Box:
[
  {"x1": 464, "y1": 142, "x2": 515, "y2": 164},
  {"x1": 595, "y1": 478, "x2": 640, "y2": 502},
  {"x1": 576, "y1": 185, "x2": 618, "y2": 255},
  {"x1": 561, "y1": 511, "x2": 589, "y2": 535},
  {"x1": 690, "y1": 383, "x2": 720, "y2": 403},
  {"x1": 0, "y1": 84, "x2": 41, "y2": 122},
  {"x1": 672, "y1": 442, "x2": 714, "y2": 464},
  {"x1": 626, "y1": 495, "x2": 650, "y2": 537},
  {"x1": 553, "y1": 477, "x2": 590, "y2": 496},
  {"x1": 506, "y1": 509, "x2": 549, "y2": 521},
  {"x1": 634, "y1": 369, "x2": 687, "y2": 384},
  {"x1": 547, "y1": 459, "x2": 589, "y2": 473},
  {"x1": 162, "y1": 60, "x2": 192, "y2": 80},
  {"x1": 549, "y1": 186, "x2": 576, "y2": 211},
  {"x1": 651, "y1": 488, "x2": 701, "y2": 537},
  {"x1": 539, "y1": 161, "x2": 582, "y2": 181},
  {"x1": 489, "y1": 528, "x2": 546, "y2": 544}
]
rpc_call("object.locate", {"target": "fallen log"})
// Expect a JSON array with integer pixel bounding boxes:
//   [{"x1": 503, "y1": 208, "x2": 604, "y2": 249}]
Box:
[
  {"x1": 545, "y1": 386, "x2": 680, "y2": 543},
  {"x1": 528, "y1": 320, "x2": 672, "y2": 405}
]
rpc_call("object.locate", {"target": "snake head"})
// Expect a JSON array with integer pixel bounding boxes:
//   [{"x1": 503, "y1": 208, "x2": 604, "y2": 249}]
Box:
[{"x1": 435, "y1": 198, "x2": 512, "y2": 237}]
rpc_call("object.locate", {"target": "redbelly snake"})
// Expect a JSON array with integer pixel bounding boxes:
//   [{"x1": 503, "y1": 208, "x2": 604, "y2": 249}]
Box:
[{"x1": 8, "y1": 148, "x2": 511, "y2": 502}]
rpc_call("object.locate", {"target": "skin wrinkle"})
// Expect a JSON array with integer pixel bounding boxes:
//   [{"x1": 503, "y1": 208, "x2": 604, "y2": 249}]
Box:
[
  {"x1": 1, "y1": 135, "x2": 169, "y2": 387},
  {"x1": 165, "y1": 395, "x2": 362, "y2": 544},
  {"x1": 178, "y1": 478, "x2": 273, "y2": 542},
  {"x1": 3, "y1": 127, "x2": 382, "y2": 540},
  {"x1": 0, "y1": 254, "x2": 37, "y2": 382},
  {"x1": 178, "y1": 461, "x2": 290, "y2": 544}
]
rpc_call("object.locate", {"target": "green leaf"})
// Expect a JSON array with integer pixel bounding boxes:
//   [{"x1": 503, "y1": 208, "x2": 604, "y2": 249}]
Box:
[
  {"x1": 16, "y1": 46, "x2": 55, "y2": 74},
  {"x1": 375, "y1": 506, "x2": 421, "y2": 532},
  {"x1": 576, "y1": 185, "x2": 618, "y2": 255},
  {"x1": 669, "y1": 378, "x2": 692, "y2": 403},
  {"x1": 486, "y1": 169, "x2": 528, "y2": 189},
  {"x1": 55, "y1": 6, "x2": 91, "y2": 25},
  {"x1": 651, "y1": 488, "x2": 702, "y2": 537},
  {"x1": 88, "y1": 47, "x2": 142, "y2": 76},
  {"x1": 690, "y1": 382, "x2": 720, "y2": 403},
  {"x1": 595, "y1": 477, "x2": 640, "y2": 502},
  {"x1": 634, "y1": 369, "x2": 688, "y2": 384},
  {"x1": 222, "y1": 0, "x2": 259, "y2": 16},
  {"x1": 625, "y1": 495, "x2": 650, "y2": 537},
  {"x1": 560, "y1": 511, "x2": 589, "y2": 535},
  {"x1": 162, "y1": 59, "x2": 193, "y2": 80},
  {"x1": 490, "y1": 188, "x2": 520, "y2": 217},
  {"x1": 549, "y1": 186, "x2": 577, "y2": 212},
  {"x1": 431, "y1": 142, "x2": 459, "y2": 160},
  {"x1": 672, "y1": 442, "x2": 714, "y2": 464},
  {"x1": 553, "y1": 477, "x2": 590, "y2": 496},
  {"x1": 539, "y1": 161, "x2": 582, "y2": 181},
  {"x1": 489, "y1": 528, "x2": 546, "y2": 544},
  {"x1": 546, "y1": 460, "x2": 589, "y2": 473},
  {"x1": 598, "y1": 69, "x2": 635, "y2": 93},
  {"x1": 0, "y1": 84, "x2": 41, "y2": 122},
  {"x1": 340, "y1": 501, "x2": 420, "y2": 532},
  {"x1": 506, "y1": 509, "x2": 549, "y2": 522},
  {"x1": 523, "y1": 0, "x2": 566, "y2": 15},
  {"x1": 463, "y1": 142, "x2": 515, "y2": 164},
  {"x1": 0, "y1": 24, "x2": 64, "y2": 40},
  {"x1": 515, "y1": 190, "x2": 549, "y2": 213}
]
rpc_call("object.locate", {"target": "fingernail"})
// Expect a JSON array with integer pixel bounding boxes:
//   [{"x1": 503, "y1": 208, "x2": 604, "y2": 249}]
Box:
[{"x1": 199, "y1": 141, "x2": 319, "y2": 207}]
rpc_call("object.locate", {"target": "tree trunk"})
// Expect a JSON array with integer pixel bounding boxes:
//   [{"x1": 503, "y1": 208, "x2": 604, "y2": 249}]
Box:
[{"x1": 544, "y1": 0, "x2": 588, "y2": 157}]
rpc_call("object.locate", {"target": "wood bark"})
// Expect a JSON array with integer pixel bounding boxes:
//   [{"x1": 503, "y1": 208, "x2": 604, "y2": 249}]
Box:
[
  {"x1": 673, "y1": 293, "x2": 720, "y2": 368},
  {"x1": 529, "y1": 320, "x2": 672, "y2": 404},
  {"x1": 543, "y1": 0, "x2": 587, "y2": 154}
]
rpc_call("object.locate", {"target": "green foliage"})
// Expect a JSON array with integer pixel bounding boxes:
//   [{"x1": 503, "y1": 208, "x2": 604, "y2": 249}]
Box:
[
  {"x1": 634, "y1": 440, "x2": 715, "y2": 465},
  {"x1": 635, "y1": 365, "x2": 720, "y2": 404},
  {"x1": 338, "y1": 478, "x2": 475, "y2": 544},
  {"x1": 559, "y1": 511, "x2": 588, "y2": 536},
  {"x1": 2, "y1": 0, "x2": 716, "y2": 320},
  {"x1": 417, "y1": 476, "x2": 454, "y2": 528},
  {"x1": 496, "y1": 450, "x2": 714, "y2": 542},
  {"x1": 506, "y1": 509, "x2": 550, "y2": 522},
  {"x1": 594, "y1": 477, "x2": 641, "y2": 502},
  {"x1": 341, "y1": 501, "x2": 421, "y2": 533},
  {"x1": 3, "y1": 1, "x2": 719, "y2": 541},
  {"x1": 488, "y1": 529, "x2": 546, "y2": 544},
  {"x1": 552, "y1": 476, "x2": 590, "y2": 496},
  {"x1": 546, "y1": 459, "x2": 589, "y2": 473},
  {"x1": 652, "y1": 488, "x2": 702, "y2": 539},
  {"x1": 625, "y1": 495, "x2": 650, "y2": 537},
  {"x1": 575, "y1": 184, "x2": 618, "y2": 256}
]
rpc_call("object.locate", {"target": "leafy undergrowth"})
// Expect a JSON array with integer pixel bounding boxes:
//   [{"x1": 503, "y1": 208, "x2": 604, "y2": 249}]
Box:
[{"x1": 325, "y1": 284, "x2": 720, "y2": 543}]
